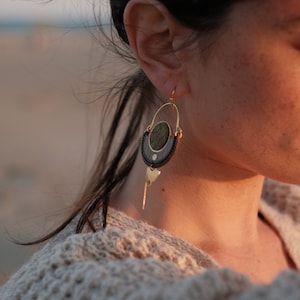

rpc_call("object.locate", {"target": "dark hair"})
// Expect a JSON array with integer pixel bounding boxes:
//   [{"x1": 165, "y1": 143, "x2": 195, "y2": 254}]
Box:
[{"x1": 30, "y1": 0, "x2": 245, "y2": 244}]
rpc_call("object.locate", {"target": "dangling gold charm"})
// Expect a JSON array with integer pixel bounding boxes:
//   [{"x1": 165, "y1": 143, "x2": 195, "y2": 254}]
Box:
[{"x1": 142, "y1": 167, "x2": 161, "y2": 210}]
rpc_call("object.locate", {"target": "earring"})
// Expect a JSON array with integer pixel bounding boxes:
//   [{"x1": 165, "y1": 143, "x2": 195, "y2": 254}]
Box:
[{"x1": 141, "y1": 90, "x2": 183, "y2": 210}]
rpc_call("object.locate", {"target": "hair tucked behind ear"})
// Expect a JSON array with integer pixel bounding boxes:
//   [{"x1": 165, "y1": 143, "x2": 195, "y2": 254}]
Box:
[
  {"x1": 26, "y1": 68, "x2": 156, "y2": 244},
  {"x1": 27, "y1": 0, "x2": 246, "y2": 244},
  {"x1": 75, "y1": 70, "x2": 156, "y2": 231}
]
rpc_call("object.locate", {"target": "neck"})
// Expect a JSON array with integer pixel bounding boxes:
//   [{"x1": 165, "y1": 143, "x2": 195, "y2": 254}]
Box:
[{"x1": 112, "y1": 150, "x2": 265, "y2": 250}]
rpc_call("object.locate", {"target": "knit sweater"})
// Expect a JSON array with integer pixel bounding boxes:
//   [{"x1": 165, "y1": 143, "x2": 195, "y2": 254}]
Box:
[{"x1": 1, "y1": 179, "x2": 300, "y2": 299}]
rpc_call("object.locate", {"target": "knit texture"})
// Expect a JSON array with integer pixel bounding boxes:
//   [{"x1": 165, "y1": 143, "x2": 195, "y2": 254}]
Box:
[{"x1": 1, "y1": 179, "x2": 300, "y2": 299}]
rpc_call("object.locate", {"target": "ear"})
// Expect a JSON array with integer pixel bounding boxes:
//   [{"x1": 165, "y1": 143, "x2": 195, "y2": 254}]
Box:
[{"x1": 124, "y1": 0, "x2": 190, "y2": 98}]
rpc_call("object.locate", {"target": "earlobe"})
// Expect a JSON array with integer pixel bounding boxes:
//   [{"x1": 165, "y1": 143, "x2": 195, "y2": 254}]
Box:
[{"x1": 124, "y1": 0, "x2": 190, "y2": 98}]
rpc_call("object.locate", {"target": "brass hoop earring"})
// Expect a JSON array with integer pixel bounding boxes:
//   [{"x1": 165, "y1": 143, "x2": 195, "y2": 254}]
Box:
[{"x1": 141, "y1": 90, "x2": 183, "y2": 210}]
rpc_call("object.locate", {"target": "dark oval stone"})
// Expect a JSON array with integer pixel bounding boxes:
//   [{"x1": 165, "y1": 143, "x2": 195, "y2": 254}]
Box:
[{"x1": 149, "y1": 121, "x2": 170, "y2": 151}]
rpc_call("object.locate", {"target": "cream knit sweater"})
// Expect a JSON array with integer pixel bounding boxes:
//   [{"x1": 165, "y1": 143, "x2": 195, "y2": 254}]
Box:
[{"x1": 1, "y1": 179, "x2": 300, "y2": 299}]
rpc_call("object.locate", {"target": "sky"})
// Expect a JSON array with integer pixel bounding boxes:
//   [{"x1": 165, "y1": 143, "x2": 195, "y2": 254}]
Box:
[{"x1": 0, "y1": 0, "x2": 109, "y2": 23}]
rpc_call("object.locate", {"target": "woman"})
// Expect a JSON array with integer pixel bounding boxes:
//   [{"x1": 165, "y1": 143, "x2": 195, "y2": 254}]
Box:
[{"x1": 2, "y1": 0, "x2": 300, "y2": 298}]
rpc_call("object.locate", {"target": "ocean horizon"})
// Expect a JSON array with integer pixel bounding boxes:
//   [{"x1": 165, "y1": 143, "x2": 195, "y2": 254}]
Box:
[{"x1": 0, "y1": 18, "x2": 109, "y2": 32}]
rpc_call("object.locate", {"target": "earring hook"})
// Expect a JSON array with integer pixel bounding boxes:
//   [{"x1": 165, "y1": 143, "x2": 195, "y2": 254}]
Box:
[{"x1": 169, "y1": 88, "x2": 176, "y2": 108}]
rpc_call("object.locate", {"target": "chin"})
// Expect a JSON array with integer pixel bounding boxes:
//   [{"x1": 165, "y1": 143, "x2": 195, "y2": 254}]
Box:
[{"x1": 264, "y1": 172, "x2": 300, "y2": 186}]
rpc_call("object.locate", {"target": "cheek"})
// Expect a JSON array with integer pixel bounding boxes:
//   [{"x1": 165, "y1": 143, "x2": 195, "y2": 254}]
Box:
[
  {"x1": 219, "y1": 45, "x2": 300, "y2": 140},
  {"x1": 188, "y1": 41, "x2": 300, "y2": 174}
]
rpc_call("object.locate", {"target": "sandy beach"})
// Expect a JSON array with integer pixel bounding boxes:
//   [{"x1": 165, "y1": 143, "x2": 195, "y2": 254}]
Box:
[{"x1": 0, "y1": 24, "x2": 126, "y2": 284}]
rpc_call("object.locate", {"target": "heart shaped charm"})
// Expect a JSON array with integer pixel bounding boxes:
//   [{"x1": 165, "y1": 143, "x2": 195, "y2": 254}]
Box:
[
  {"x1": 146, "y1": 167, "x2": 161, "y2": 187},
  {"x1": 142, "y1": 167, "x2": 161, "y2": 210}
]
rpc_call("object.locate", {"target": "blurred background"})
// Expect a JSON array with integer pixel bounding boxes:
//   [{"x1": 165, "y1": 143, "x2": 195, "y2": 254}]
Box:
[{"x1": 0, "y1": 0, "x2": 120, "y2": 284}]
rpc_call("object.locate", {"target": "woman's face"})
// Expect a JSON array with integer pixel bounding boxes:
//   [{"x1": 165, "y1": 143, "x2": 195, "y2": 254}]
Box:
[{"x1": 183, "y1": 0, "x2": 300, "y2": 183}]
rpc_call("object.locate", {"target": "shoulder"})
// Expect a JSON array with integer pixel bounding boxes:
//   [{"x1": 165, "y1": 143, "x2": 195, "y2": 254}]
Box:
[
  {"x1": 261, "y1": 179, "x2": 300, "y2": 268},
  {"x1": 2, "y1": 208, "x2": 300, "y2": 299},
  {"x1": 262, "y1": 178, "x2": 300, "y2": 222},
  {"x1": 0, "y1": 210, "x2": 207, "y2": 299},
  {"x1": 0, "y1": 223, "x2": 255, "y2": 300}
]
